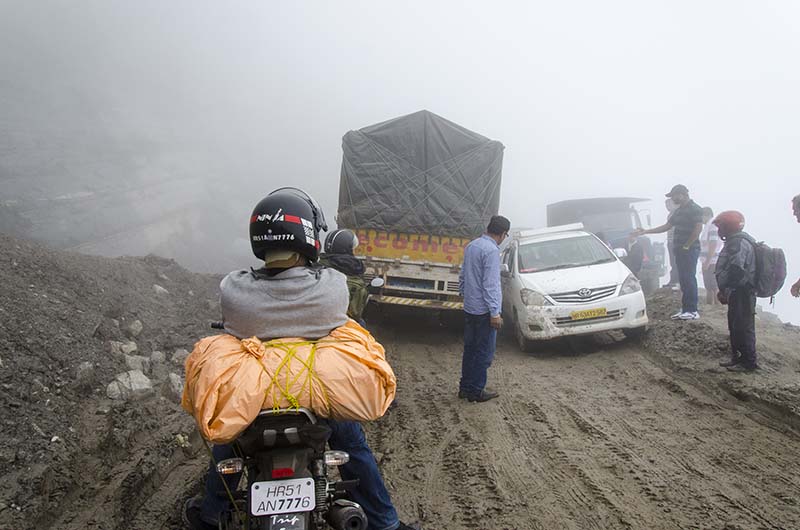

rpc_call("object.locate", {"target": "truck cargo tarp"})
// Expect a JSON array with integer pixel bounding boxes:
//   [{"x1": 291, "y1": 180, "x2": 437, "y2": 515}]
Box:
[{"x1": 338, "y1": 110, "x2": 504, "y2": 238}]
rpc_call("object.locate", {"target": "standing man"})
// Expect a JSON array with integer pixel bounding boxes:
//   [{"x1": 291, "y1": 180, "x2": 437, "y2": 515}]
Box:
[
  {"x1": 713, "y1": 210, "x2": 758, "y2": 371},
  {"x1": 633, "y1": 184, "x2": 704, "y2": 320},
  {"x1": 700, "y1": 207, "x2": 722, "y2": 305},
  {"x1": 458, "y1": 215, "x2": 510, "y2": 403},
  {"x1": 791, "y1": 195, "x2": 800, "y2": 298}
]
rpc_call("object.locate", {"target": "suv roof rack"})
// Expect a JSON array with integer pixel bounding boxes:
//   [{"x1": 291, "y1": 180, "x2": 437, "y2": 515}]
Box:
[{"x1": 511, "y1": 223, "x2": 585, "y2": 240}]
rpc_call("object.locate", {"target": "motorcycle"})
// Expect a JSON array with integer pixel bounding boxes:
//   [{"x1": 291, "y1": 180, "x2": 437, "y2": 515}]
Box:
[{"x1": 210, "y1": 406, "x2": 368, "y2": 530}]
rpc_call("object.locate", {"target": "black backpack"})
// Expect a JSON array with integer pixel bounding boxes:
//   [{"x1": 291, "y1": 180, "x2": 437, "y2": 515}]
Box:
[{"x1": 743, "y1": 237, "x2": 787, "y2": 298}]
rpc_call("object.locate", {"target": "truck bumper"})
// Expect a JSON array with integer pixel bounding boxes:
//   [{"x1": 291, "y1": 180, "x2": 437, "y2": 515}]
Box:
[{"x1": 371, "y1": 295, "x2": 463, "y2": 310}]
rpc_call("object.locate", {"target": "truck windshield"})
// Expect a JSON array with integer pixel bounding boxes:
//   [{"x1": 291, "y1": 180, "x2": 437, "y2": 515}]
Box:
[{"x1": 518, "y1": 235, "x2": 616, "y2": 273}]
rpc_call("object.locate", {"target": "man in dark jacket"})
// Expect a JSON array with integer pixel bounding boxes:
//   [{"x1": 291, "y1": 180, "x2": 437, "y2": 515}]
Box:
[{"x1": 713, "y1": 210, "x2": 758, "y2": 372}]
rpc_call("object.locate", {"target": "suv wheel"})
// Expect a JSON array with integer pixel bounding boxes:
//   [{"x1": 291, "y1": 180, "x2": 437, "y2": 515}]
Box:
[{"x1": 514, "y1": 310, "x2": 535, "y2": 353}]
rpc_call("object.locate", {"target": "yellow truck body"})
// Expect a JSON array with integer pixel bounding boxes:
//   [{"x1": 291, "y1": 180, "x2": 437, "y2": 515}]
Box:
[{"x1": 354, "y1": 229, "x2": 469, "y2": 264}]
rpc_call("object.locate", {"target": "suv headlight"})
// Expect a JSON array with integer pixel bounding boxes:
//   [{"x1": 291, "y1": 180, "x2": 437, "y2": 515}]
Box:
[
  {"x1": 521, "y1": 288, "x2": 551, "y2": 306},
  {"x1": 620, "y1": 274, "x2": 642, "y2": 295}
]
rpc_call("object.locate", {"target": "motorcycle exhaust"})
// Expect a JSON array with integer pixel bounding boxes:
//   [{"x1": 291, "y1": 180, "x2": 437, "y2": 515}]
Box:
[{"x1": 328, "y1": 499, "x2": 368, "y2": 530}]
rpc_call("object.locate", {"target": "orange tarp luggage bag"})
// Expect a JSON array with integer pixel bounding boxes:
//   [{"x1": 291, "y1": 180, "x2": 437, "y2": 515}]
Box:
[{"x1": 181, "y1": 320, "x2": 396, "y2": 444}]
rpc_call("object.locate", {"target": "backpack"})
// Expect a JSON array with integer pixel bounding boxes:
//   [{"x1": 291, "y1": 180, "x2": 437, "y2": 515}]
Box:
[
  {"x1": 746, "y1": 239, "x2": 787, "y2": 299},
  {"x1": 346, "y1": 275, "x2": 369, "y2": 322}
]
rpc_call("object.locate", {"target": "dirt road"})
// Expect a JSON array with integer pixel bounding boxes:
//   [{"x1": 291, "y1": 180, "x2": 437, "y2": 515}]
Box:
[
  {"x1": 4, "y1": 235, "x2": 800, "y2": 529},
  {"x1": 366, "y1": 309, "x2": 800, "y2": 530}
]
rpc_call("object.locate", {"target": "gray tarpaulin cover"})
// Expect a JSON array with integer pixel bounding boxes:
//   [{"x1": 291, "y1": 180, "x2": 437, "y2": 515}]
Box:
[{"x1": 338, "y1": 110, "x2": 504, "y2": 238}]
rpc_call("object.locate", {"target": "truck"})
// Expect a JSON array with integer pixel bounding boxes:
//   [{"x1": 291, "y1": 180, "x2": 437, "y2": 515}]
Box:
[
  {"x1": 546, "y1": 197, "x2": 665, "y2": 295},
  {"x1": 336, "y1": 110, "x2": 504, "y2": 310}
]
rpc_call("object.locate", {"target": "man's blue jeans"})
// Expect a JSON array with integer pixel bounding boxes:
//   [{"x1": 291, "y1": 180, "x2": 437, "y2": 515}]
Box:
[
  {"x1": 674, "y1": 244, "x2": 700, "y2": 313},
  {"x1": 459, "y1": 312, "x2": 497, "y2": 396},
  {"x1": 201, "y1": 420, "x2": 400, "y2": 530}
]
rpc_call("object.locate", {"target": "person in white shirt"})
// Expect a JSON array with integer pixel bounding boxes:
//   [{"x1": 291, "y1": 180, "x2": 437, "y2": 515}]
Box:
[{"x1": 700, "y1": 207, "x2": 722, "y2": 305}]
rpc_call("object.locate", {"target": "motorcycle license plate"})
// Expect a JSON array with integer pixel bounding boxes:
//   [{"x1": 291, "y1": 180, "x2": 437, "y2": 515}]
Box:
[
  {"x1": 268, "y1": 512, "x2": 306, "y2": 530},
  {"x1": 250, "y1": 478, "x2": 315, "y2": 516},
  {"x1": 570, "y1": 307, "x2": 607, "y2": 321}
]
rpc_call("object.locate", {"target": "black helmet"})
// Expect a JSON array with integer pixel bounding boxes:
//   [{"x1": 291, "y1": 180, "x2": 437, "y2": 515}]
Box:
[
  {"x1": 324, "y1": 229, "x2": 359, "y2": 255},
  {"x1": 249, "y1": 187, "x2": 328, "y2": 262}
]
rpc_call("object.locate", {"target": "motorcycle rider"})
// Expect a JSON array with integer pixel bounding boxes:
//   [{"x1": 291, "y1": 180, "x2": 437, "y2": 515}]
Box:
[
  {"x1": 184, "y1": 187, "x2": 418, "y2": 530},
  {"x1": 319, "y1": 228, "x2": 369, "y2": 325},
  {"x1": 713, "y1": 210, "x2": 759, "y2": 372}
]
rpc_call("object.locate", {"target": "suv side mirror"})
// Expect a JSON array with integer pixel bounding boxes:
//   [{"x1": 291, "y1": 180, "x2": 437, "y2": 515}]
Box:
[{"x1": 500, "y1": 263, "x2": 510, "y2": 278}]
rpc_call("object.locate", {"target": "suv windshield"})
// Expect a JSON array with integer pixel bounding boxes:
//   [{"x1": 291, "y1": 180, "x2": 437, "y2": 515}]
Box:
[{"x1": 518, "y1": 235, "x2": 616, "y2": 273}]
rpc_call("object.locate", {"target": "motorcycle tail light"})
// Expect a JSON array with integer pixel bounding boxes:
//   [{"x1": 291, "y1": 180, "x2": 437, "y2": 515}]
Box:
[
  {"x1": 216, "y1": 458, "x2": 243, "y2": 475},
  {"x1": 272, "y1": 467, "x2": 294, "y2": 479},
  {"x1": 325, "y1": 450, "x2": 350, "y2": 466}
]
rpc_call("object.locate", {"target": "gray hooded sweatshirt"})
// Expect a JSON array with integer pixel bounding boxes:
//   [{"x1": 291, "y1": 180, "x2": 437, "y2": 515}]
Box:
[{"x1": 220, "y1": 265, "x2": 349, "y2": 340}]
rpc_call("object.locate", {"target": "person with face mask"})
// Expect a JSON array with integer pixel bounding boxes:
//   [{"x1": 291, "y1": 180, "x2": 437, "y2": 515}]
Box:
[{"x1": 633, "y1": 184, "x2": 704, "y2": 320}]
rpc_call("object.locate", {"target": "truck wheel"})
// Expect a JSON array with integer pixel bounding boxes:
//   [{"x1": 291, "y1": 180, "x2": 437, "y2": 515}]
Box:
[
  {"x1": 514, "y1": 311, "x2": 535, "y2": 353},
  {"x1": 623, "y1": 326, "x2": 647, "y2": 341}
]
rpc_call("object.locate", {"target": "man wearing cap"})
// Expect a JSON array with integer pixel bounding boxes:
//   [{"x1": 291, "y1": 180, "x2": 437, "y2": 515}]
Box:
[{"x1": 633, "y1": 184, "x2": 704, "y2": 320}]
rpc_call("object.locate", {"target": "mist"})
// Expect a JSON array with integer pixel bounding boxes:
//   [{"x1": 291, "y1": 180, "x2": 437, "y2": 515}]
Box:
[{"x1": 2, "y1": 0, "x2": 799, "y2": 321}]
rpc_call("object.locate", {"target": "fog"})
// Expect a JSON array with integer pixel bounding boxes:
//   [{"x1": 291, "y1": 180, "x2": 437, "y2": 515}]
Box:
[{"x1": 2, "y1": 1, "x2": 799, "y2": 322}]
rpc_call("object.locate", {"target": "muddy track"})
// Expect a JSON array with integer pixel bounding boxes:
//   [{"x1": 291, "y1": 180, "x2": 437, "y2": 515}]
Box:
[
  {"x1": 20, "y1": 307, "x2": 800, "y2": 529},
  {"x1": 360, "y1": 311, "x2": 800, "y2": 530}
]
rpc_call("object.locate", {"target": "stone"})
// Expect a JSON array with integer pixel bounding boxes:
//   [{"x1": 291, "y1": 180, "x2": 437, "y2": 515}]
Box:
[
  {"x1": 76, "y1": 361, "x2": 94, "y2": 379},
  {"x1": 165, "y1": 373, "x2": 184, "y2": 402},
  {"x1": 125, "y1": 355, "x2": 152, "y2": 375},
  {"x1": 120, "y1": 341, "x2": 138, "y2": 355},
  {"x1": 126, "y1": 319, "x2": 144, "y2": 338},
  {"x1": 106, "y1": 370, "x2": 153, "y2": 400},
  {"x1": 172, "y1": 348, "x2": 189, "y2": 366},
  {"x1": 153, "y1": 284, "x2": 169, "y2": 295},
  {"x1": 150, "y1": 350, "x2": 166, "y2": 364}
]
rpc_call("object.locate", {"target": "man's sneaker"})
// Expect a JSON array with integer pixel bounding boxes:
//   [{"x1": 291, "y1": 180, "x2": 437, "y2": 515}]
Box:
[
  {"x1": 727, "y1": 363, "x2": 759, "y2": 373},
  {"x1": 467, "y1": 390, "x2": 499, "y2": 403},
  {"x1": 719, "y1": 356, "x2": 742, "y2": 367},
  {"x1": 670, "y1": 311, "x2": 683, "y2": 319},
  {"x1": 183, "y1": 497, "x2": 217, "y2": 530},
  {"x1": 676, "y1": 311, "x2": 700, "y2": 320},
  {"x1": 671, "y1": 285, "x2": 681, "y2": 291}
]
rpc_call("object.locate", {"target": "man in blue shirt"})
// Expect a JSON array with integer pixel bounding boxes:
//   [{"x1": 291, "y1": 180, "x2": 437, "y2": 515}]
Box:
[{"x1": 458, "y1": 215, "x2": 511, "y2": 403}]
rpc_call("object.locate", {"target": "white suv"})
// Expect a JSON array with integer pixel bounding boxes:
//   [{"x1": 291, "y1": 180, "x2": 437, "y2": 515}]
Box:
[{"x1": 501, "y1": 225, "x2": 648, "y2": 351}]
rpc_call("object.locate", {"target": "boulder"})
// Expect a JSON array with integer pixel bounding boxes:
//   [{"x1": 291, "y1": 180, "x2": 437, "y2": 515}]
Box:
[
  {"x1": 106, "y1": 370, "x2": 153, "y2": 400},
  {"x1": 172, "y1": 348, "x2": 190, "y2": 366},
  {"x1": 124, "y1": 354, "x2": 152, "y2": 375},
  {"x1": 126, "y1": 319, "x2": 144, "y2": 338},
  {"x1": 150, "y1": 350, "x2": 166, "y2": 364},
  {"x1": 165, "y1": 373, "x2": 184, "y2": 403},
  {"x1": 153, "y1": 284, "x2": 169, "y2": 295}
]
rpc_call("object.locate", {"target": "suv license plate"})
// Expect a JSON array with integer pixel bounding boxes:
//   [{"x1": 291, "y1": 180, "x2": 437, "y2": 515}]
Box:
[
  {"x1": 268, "y1": 512, "x2": 306, "y2": 530},
  {"x1": 250, "y1": 478, "x2": 315, "y2": 516},
  {"x1": 570, "y1": 308, "x2": 607, "y2": 321}
]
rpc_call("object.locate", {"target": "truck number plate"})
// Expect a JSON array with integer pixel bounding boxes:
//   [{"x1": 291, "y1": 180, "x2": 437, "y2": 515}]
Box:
[
  {"x1": 570, "y1": 308, "x2": 607, "y2": 321},
  {"x1": 250, "y1": 478, "x2": 315, "y2": 516}
]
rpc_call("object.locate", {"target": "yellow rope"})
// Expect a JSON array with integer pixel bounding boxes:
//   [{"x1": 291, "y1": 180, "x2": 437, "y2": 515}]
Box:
[{"x1": 256, "y1": 339, "x2": 353, "y2": 417}]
